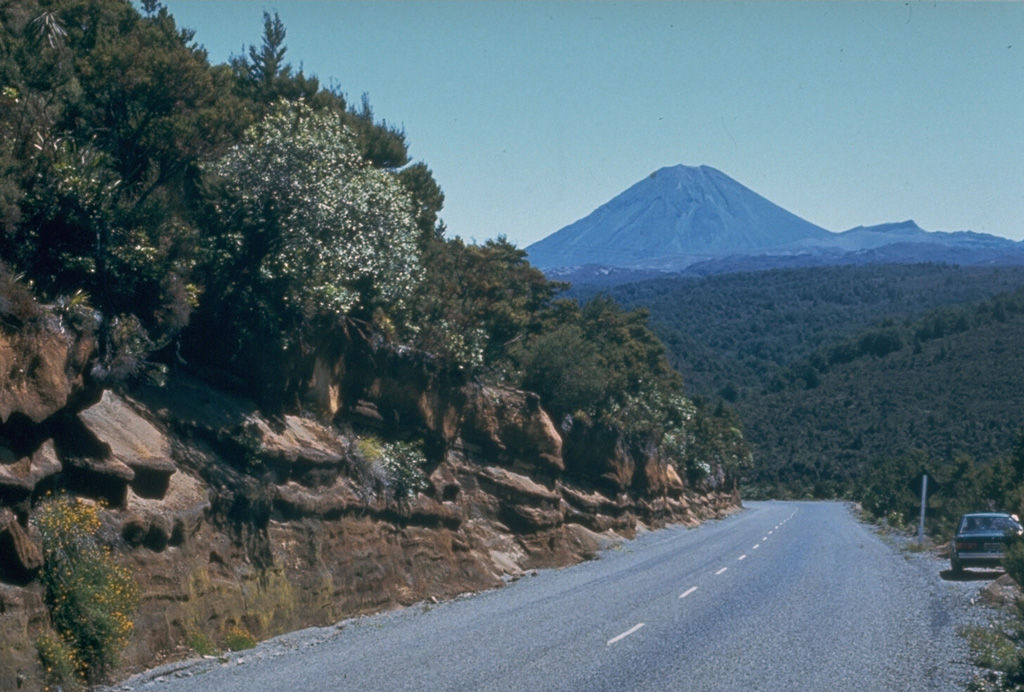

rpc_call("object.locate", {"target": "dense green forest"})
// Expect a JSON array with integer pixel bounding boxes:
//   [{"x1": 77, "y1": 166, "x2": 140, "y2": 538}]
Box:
[
  {"x1": 583, "y1": 264, "x2": 1024, "y2": 399},
  {"x1": 584, "y1": 263, "x2": 1024, "y2": 532},
  {"x1": 0, "y1": 0, "x2": 749, "y2": 488}
]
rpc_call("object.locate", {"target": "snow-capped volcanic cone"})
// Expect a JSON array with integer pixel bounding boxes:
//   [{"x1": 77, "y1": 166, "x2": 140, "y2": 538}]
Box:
[{"x1": 526, "y1": 165, "x2": 832, "y2": 271}]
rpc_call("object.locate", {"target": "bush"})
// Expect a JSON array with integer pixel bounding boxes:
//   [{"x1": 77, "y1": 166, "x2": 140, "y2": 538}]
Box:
[
  {"x1": 353, "y1": 437, "x2": 428, "y2": 502},
  {"x1": 33, "y1": 496, "x2": 138, "y2": 684},
  {"x1": 224, "y1": 625, "x2": 256, "y2": 651},
  {"x1": 35, "y1": 632, "x2": 81, "y2": 692},
  {"x1": 186, "y1": 629, "x2": 218, "y2": 657}
]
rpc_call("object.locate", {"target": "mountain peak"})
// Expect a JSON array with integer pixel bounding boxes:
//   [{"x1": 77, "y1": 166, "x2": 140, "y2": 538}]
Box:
[
  {"x1": 524, "y1": 165, "x2": 1024, "y2": 281},
  {"x1": 526, "y1": 165, "x2": 831, "y2": 270},
  {"x1": 841, "y1": 220, "x2": 924, "y2": 235}
]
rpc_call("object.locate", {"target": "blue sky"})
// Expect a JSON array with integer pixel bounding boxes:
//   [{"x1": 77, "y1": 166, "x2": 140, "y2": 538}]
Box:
[{"x1": 162, "y1": 1, "x2": 1024, "y2": 247}]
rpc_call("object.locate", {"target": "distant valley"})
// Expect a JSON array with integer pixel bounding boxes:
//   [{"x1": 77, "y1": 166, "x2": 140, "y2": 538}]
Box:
[{"x1": 574, "y1": 263, "x2": 1024, "y2": 499}]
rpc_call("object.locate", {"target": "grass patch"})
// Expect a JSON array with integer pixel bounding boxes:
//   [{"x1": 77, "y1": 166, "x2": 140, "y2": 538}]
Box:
[
  {"x1": 224, "y1": 625, "x2": 256, "y2": 652},
  {"x1": 186, "y1": 629, "x2": 218, "y2": 657}
]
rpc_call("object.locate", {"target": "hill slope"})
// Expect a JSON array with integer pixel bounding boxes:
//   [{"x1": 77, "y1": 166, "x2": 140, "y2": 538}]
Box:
[
  {"x1": 738, "y1": 288, "x2": 1024, "y2": 496},
  {"x1": 582, "y1": 264, "x2": 1024, "y2": 496}
]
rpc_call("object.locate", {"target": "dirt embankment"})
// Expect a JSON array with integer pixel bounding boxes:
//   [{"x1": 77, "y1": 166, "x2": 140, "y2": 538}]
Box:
[{"x1": 0, "y1": 318, "x2": 739, "y2": 692}]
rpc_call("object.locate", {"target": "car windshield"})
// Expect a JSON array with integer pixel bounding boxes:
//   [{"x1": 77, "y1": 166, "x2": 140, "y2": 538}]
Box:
[{"x1": 961, "y1": 516, "x2": 1023, "y2": 533}]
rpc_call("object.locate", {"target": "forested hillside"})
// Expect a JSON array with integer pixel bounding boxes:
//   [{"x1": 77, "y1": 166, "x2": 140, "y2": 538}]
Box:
[
  {"x1": 0, "y1": 0, "x2": 749, "y2": 484},
  {"x1": 586, "y1": 264, "x2": 1024, "y2": 514},
  {"x1": 587, "y1": 264, "x2": 1024, "y2": 399}
]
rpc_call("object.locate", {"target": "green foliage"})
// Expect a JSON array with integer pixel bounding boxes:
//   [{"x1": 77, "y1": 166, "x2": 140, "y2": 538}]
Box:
[
  {"x1": 963, "y1": 600, "x2": 1024, "y2": 691},
  {"x1": 96, "y1": 313, "x2": 167, "y2": 388},
  {"x1": 352, "y1": 437, "x2": 428, "y2": 502},
  {"x1": 0, "y1": 0, "x2": 244, "y2": 376},
  {"x1": 35, "y1": 632, "x2": 82, "y2": 691},
  {"x1": 403, "y1": 236, "x2": 561, "y2": 374},
  {"x1": 593, "y1": 264, "x2": 1024, "y2": 496},
  {"x1": 186, "y1": 629, "x2": 218, "y2": 657},
  {"x1": 0, "y1": 263, "x2": 45, "y2": 327},
  {"x1": 203, "y1": 99, "x2": 419, "y2": 323},
  {"x1": 223, "y1": 625, "x2": 256, "y2": 652},
  {"x1": 681, "y1": 399, "x2": 753, "y2": 486},
  {"x1": 0, "y1": 2, "x2": 747, "y2": 496},
  {"x1": 33, "y1": 495, "x2": 138, "y2": 684},
  {"x1": 229, "y1": 11, "x2": 326, "y2": 110},
  {"x1": 592, "y1": 263, "x2": 1024, "y2": 398},
  {"x1": 857, "y1": 441, "x2": 1024, "y2": 540},
  {"x1": 397, "y1": 162, "x2": 445, "y2": 241},
  {"x1": 1003, "y1": 537, "x2": 1024, "y2": 589},
  {"x1": 517, "y1": 323, "x2": 607, "y2": 417}
]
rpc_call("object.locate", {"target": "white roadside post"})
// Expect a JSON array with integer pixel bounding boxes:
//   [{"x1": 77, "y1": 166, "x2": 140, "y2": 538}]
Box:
[{"x1": 918, "y1": 474, "x2": 928, "y2": 546}]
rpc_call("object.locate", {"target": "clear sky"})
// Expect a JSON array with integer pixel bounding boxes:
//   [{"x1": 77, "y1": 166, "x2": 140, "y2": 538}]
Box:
[{"x1": 161, "y1": 1, "x2": 1024, "y2": 247}]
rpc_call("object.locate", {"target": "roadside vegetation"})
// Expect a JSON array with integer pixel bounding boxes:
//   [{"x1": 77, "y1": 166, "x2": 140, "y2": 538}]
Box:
[
  {"x1": 0, "y1": 4, "x2": 752, "y2": 684},
  {"x1": 32, "y1": 495, "x2": 138, "y2": 690},
  {"x1": 960, "y1": 541, "x2": 1024, "y2": 691},
  {"x1": 0, "y1": 0, "x2": 747, "y2": 491}
]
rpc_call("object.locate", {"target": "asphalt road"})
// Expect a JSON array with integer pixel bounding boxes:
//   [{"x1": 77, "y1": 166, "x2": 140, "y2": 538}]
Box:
[{"x1": 115, "y1": 501, "x2": 980, "y2": 692}]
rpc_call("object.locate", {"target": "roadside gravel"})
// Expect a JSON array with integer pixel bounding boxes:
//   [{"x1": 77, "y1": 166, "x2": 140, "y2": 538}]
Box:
[{"x1": 860, "y1": 519, "x2": 1012, "y2": 690}]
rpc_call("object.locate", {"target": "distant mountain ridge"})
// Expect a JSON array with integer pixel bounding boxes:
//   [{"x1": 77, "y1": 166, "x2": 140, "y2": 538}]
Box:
[{"x1": 526, "y1": 165, "x2": 1024, "y2": 282}]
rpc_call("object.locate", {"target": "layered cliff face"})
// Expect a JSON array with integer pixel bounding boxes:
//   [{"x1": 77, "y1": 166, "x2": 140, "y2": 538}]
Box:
[{"x1": 0, "y1": 318, "x2": 739, "y2": 692}]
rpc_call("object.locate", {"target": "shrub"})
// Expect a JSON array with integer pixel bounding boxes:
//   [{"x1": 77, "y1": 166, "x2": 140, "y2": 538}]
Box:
[
  {"x1": 33, "y1": 495, "x2": 138, "y2": 684},
  {"x1": 352, "y1": 437, "x2": 428, "y2": 502},
  {"x1": 35, "y1": 632, "x2": 81, "y2": 692},
  {"x1": 224, "y1": 625, "x2": 256, "y2": 651},
  {"x1": 186, "y1": 629, "x2": 218, "y2": 657}
]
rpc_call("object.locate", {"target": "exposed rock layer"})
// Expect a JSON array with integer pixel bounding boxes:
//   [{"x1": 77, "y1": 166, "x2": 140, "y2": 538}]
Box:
[{"x1": 0, "y1": 320, "x2": 739, "y2": 692}]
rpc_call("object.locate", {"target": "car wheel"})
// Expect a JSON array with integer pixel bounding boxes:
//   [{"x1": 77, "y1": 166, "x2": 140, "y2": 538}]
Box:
[{"x1": 951, "y1": 555, "x2": 962, "y2": 573}]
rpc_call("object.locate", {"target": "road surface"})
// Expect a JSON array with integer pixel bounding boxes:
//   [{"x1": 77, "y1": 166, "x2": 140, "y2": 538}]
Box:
[{"x1": 114, "y1": 501, "x2": 979, "y2": 692}]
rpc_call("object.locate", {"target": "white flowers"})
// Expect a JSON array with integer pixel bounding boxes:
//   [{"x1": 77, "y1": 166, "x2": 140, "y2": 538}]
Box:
[{"x1": 210, "y1": 100, "x2": 420, "y2": 318}]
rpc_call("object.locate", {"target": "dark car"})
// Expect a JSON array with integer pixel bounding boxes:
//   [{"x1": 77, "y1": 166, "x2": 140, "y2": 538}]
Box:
[{"x1": 950, "y1": 512, "x2": 1023, "y2": 573}]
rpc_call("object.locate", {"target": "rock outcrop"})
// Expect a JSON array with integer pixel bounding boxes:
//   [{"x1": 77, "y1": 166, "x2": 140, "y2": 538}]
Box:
[{"x1": 0, "y1": 320, "x2": 740, "y2": 692}]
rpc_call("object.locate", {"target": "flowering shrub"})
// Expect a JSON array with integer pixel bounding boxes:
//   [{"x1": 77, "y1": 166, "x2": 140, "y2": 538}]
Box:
[
  {"x1": 208, "y1": 100, "x2": 420, "y2": 322},
  {"x1": 35, "y1": 632, "x2": 80, "y2": 691},
  {"x1": 33, "y1": 496, "x2": 138, "y2": 685}
]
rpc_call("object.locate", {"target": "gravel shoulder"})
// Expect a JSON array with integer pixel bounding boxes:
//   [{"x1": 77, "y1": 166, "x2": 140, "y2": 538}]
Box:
[{"x1": 859, "y1": 512, "x2": 1015, "y2": 690}]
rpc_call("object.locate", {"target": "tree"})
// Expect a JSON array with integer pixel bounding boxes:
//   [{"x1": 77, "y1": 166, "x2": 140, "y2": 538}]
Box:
[
  {"x1": 193, "y1": 100, "x2": 420, "y2": 390},
  {"x1": 518, "y1": 324, "x2": 608, "y2": 417},
  {"x1": 230, "y1": 11, "x2": 323, "y2": 108},
  {"x1": 0, "y1": 0, "x2": 246, "y2": 384},
  {"x1": 397, "y1": 162, "x2": 445, "y2": 242},
  {"x1": 402, "y1": 236, "x2": 562, "y2": 375}
]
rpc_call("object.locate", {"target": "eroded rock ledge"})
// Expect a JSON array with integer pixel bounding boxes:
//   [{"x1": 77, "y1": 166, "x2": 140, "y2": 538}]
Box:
[{"x1": 0, "y1": 321, "x2": 739, "y2": 692}]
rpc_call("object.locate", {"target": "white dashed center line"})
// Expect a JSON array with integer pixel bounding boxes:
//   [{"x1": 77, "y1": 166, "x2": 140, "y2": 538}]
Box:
[
  {"x1": 679, "y1": 586, "x2": 699, "y2": 599},
  {"x1": 607, "y1": 623, "x2": 645, "y2": 645},
  {"x1": 738, "y1": 554, "x2": 747, "y2": 561},
  {"x1": 753, "y1": 544, "x2": 760, "y2": 550},
  {"x1": 715, "y1": 567, "x2": 728, "y2": 575}
]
